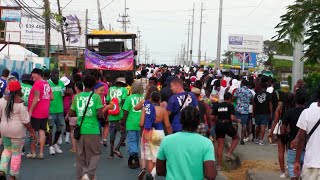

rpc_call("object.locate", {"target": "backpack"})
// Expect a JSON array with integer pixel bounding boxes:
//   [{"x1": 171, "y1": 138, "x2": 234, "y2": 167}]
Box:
[{"x1": 108, "y1": 98, "x2": 120, "y2": 115}]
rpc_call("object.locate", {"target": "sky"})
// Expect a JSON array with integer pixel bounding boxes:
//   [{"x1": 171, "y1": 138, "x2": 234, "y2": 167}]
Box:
[{"x1": 5, "y1": 0, "x2": 296, "y2": 65}]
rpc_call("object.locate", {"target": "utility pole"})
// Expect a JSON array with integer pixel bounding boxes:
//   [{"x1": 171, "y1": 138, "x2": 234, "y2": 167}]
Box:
[
  {"x1": 186, "y1": 20, "x2": 190, "y2": 66},
  {"x1": 144, "y1": 44, "x2": 148, "y2": 64},
  {"x1": 137, "y1": 27, "x2": 141, "y2": 64},
  {"x1": 97, "y1": 0, "x2": 103, "y2": 30},
  {"x1": 57, "y1": 0, "x2": 67, "y2": 54},
  {"x1": 85, "y1": 9, "x2": 88, "y2": 34},
  {"x1": 198, "y1": 2, "x2": 204, "y2": 65},
  {"x1": 291, "y1": 1, "x2": 304, "y2": 91},
  {"x1": 216, "y1": 0, "x2": 223, "y2": 69},
  {"x1": 118, "y1": 0, "x2": 130, "y2": 32},
  {"x1": 190, "y1": 3, "x2": 195, "y2": 67},
  {"x1": 43, "y1": 0, "x2": 51, "y2": 57}
]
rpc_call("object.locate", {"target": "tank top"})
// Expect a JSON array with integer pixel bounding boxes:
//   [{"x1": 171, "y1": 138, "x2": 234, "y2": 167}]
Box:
[{"x1": 143, "y1": 100, "x2": 164, "y2": 130}]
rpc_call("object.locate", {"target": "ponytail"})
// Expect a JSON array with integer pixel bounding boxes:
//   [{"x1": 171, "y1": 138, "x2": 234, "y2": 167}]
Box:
[{"x1": 5, "y1": 92, "x2": 16, "y2": 119}]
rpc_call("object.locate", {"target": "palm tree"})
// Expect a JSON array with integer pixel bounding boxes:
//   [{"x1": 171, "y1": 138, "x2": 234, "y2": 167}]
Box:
[{"x1": 274, "y1": 0, "x2": 320, "y2": 64}]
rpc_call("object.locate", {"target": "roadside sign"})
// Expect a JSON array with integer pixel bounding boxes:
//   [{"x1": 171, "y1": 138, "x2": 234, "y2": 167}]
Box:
[
  {"x1": 1, "y1": 8, "x2": 21, "y2": 22},
  {"x1": 227, "y1": 34, "x2": 263, "y2": 53},
  {"x1": 58, "y1": 55, "x2": 76, "y2": 67}
]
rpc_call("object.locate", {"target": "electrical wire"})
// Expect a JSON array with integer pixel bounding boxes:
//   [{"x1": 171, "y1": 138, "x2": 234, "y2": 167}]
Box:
[
  {"x1": 101, "y1": 0, "x2": 117, "y2": 10},
  {"x1": 61, "y1": 0, "x2": 73, "y2": 10},
  {"x1": 247, "y1": 0, "x2": 265, "y2": 16}
]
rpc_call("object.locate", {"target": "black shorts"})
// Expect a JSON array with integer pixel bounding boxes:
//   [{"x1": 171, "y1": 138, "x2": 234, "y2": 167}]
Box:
[
  {"x1": 31, "y1": 117, "x2": 48, "y2": 131},
  {"x1": 216, "y1": 122, "x2": 237, "y2": 139}
]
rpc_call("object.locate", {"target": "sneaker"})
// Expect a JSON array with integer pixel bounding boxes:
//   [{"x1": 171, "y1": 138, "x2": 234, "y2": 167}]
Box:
[
  {"x1": 244, "y1": 137, "x2": 250, "y2": 142},
  {"x1": 38, "y1": 153, "x2": 44, "y2": 159},
  {"x1": 53, "y1": 144, "x2": 63, "y2": 154},
  {"x1": 49, "y1": 146, "x2": 56, "y2": 155},
  {"x1": 254, "y1": 138, "x2": 259, "y2": 144},
  {"x1": 45, "y1": 143, "x2": 50, "y2": 147},
  {"x1": 240, "y1": 140, "x2": 245, "y2": 145},
  {"x1": 27, "y1": 152, "x2": 36, "y2": 159},
  {"x1": 81, "y1": 174, "x2": 90, "y2": 180},
  {"x1": 145, "y1": 173, "x2": 154, "y2": 180},
  {"x1": 259, "y1": 140, "x2": 264, "y2": 146},
  {"x1": 280, "y1": 173, "x2": 286, "y2": 178},
  {"x1": 102, "y1": 139, "x2": 107, "y2": 147},
  {"x1": 58, "y1": 136, "x2": 62, "y2": 145},
  {"x1": 65, "y1": 132, "x2": 70, "y2": 144},
  {"x1": 217, "y1": 166, "x2": 222, "y2": 171},
  {"x1": 138, "y1": 168, "x2": 147, "y2": 180}
]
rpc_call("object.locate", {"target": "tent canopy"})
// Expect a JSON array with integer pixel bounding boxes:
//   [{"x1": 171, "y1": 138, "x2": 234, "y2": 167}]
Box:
[{"x1": 0, "y1": 44, "x2": 38, "y2": 61}]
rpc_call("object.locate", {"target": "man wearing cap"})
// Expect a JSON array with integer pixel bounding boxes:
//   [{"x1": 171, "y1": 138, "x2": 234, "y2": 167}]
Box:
[
  {"x1": 106, "y1": 77, "x2": 128, "y2": 158},
  {"x1": 47, "y1": 71, "x2": 66, "y2": 155},
  {"x1": 27, "y1": 68, "x2": 53, "y2": 159}
]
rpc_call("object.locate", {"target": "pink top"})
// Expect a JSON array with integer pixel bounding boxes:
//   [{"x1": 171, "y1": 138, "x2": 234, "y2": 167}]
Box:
[
  {"x1": 28, "y1": 80, "x2": 52, "y2": 119},
  {"x1": 0, "y1": 98, "x2": 30, "y2": 138},
  {"x1": 63, "y1": 95, "x2": 72, "y2": 115}
]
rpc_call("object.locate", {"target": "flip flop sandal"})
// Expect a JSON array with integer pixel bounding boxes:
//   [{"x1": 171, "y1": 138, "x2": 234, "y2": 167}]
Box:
[{"x1": 113, "y1": 150, "x2": 123, "y2": 158}]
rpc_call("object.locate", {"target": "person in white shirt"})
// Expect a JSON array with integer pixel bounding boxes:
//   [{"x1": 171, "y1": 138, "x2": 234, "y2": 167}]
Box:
[{"x1": 293, "y1": 88, "x2": 320, "y2": 179}]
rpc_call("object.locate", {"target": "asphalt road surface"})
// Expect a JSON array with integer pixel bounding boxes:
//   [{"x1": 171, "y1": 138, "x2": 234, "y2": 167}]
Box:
[{"x1": 19, "y1": 138, "x2": 225, "y2": 180}]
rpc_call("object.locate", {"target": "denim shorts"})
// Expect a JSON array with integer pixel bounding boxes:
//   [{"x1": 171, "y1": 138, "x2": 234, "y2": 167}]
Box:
[
  {"x1": 236, "y1": 112, "x2": 249, "y2": 125},
  {"x1": 48, "y1": 113, "x2": 65, "y2": 132},
  {"x1": 287, "y1": 149, "x2": 305, "y2": 178},
  {"x1": 127, "y1": 130, "x2": 140, "y2": 155},
  {"x1": 109, "y1": 121, "x2": 126, "y2": 141},
  {"x1": 255, "y1": 114, "x2": 268, "y2": 126}
]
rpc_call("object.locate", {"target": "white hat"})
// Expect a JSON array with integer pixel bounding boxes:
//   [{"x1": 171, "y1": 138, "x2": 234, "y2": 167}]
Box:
[{"x1": 60, "y1": 76, "x2": 70, "y2": 86}]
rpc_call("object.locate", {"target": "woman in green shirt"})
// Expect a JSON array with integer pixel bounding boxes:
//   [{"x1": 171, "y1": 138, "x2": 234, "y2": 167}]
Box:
[{"x1": 69, "y1": 75, "x2": 112, "y2": 180}]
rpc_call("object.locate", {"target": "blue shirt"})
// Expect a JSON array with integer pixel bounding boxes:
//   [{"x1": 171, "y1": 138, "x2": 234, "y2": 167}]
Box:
[
  {"x1": 167, "y1": 92, "x2": 198, "y2": 132},
  {"x1": 0, "y1": 78, "x2": 7, "y2": 95},
  {"x1": 234, "y1": 86, "x2": 253, "y2": 114}
]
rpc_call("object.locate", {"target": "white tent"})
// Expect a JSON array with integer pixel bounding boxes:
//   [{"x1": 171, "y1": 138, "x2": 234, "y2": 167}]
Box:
[{"x1": 0, "y1": 43, "x2": 38, "y2": 61}]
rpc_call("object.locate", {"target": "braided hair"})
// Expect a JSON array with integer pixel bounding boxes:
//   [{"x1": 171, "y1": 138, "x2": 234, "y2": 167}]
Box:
[{"x1": 5, "y1": 91, "x2": 17, "y2": 119}]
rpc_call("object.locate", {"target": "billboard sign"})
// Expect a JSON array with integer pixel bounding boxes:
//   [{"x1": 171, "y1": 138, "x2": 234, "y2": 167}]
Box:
[
  {"x1": 232, "y1": 52, "x2": 257, "y2": 68},
  {"x1": 227, "y1": 34, "x2": 263, "y2": 53},
  {"x1": 5, "y1": 10, "x2": 85, "y2": 46},
  {"x1": 1, "y1": 9, "x2": 21, "y2": 22}
]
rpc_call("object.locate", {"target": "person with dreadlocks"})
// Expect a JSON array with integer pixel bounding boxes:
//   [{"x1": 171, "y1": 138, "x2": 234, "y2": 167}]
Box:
[{"x1": 0, "y1": 81, "x2": 35, "y2": 180}]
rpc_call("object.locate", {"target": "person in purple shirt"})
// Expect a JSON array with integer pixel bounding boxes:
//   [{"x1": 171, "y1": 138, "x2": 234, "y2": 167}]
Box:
[
  {"x1": 0, "y1": 69, "x2": 10, "y2": 98},
  {"x1": 167, "y1": 78, "x2": 198, "y2": 132}
]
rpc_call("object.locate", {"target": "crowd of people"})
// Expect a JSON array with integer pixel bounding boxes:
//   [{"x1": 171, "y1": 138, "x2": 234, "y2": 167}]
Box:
[{"x1": 0, "y1": 64, "x2": 318, "y2": 180}]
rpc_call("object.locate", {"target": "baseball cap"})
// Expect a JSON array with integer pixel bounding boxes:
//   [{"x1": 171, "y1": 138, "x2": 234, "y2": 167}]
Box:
[
  {"x1": 8, "y1": 80, "x2": 21, "y2": 92},
  {"x1": 31, "y1": 68, "x2": 43, "y2": 76}
]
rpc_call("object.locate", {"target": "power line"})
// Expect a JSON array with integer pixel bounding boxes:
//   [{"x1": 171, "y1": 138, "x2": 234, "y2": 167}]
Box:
[
  {"x1": 101, "y1": 0, "x2": 117, "y2": 10},
  {"x1": 247, "y1": 0, "x2": 265, "y2": 16},
  {"x1": 61, "y1": 0, "x2": 73, "y2": 10}
]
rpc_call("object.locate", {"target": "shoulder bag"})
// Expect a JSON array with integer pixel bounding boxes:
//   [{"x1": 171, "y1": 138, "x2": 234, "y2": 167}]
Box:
[
  {"x1": 307, "y1": 117, "x2": 320, "y2": 141},
  {"x1": 74, "y1": 92, "x2": 94, "y2": 140}
]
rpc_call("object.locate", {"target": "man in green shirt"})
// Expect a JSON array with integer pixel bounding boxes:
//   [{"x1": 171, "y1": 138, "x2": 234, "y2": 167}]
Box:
[
  {"x1": 69, "y1": 75, "x2": 104, "y2": 180},
  {"x1": 157, "y1": 106, "x2": 217, "y2": 180},
  {"x1": 47, "y1": 72, "x2": 66, "y2": 155},
  {"x1": 121, "y1": 81, "x2": 144, "y2": 169},
  {"x1": 106, "y1": 77, "x2": 128, "y2": 159}
]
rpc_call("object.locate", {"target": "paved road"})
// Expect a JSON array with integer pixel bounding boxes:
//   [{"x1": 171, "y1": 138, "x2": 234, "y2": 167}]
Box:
[
  {"x1": 20, "y1": 142, "x2": 141, "y2": 180},
  {"x1": 19, "y1": 139, "x2": 225, "y2": 180}
]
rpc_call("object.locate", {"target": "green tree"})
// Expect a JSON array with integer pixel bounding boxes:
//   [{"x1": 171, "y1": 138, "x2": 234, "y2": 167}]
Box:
[
  {"x1": 274, "y1": 0, "x2": 320, "y2": 64},
  {"x1": 222, "y1": 51, "x2": 233, "y2": 65}
]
